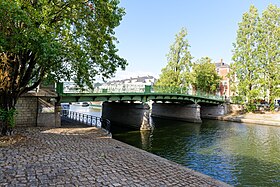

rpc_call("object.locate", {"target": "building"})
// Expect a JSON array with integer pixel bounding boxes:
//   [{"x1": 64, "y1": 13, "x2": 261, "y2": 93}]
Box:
[
  {"x1": 215, "y1": 59, "x2": 230, "y2": 98},
  {"x1": 100, "y1": 75, "x2": 157, "y2": 93}
]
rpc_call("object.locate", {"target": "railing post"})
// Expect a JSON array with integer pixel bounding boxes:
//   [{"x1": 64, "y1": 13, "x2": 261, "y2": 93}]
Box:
[
  {"x1": 56, "y1": 82, "x2": 64, "y2": 94},
  {"x1": 60, "y1": 110, "x2": 111, "y2": 133},
  {"x1": 145, "y1": 85, "x2": 151, "y2": 93}
]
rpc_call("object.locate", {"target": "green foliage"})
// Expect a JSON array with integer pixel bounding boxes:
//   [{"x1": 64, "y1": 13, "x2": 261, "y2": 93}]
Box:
[
  {"x1": 0, "y1": 0, "x2": 127, "y2": 92},
  {"x1": 230, "y1": 96, "x2": 244, "y2": 104},
  {"x1": 0, "y1": 108, "x2": 17, "y2": 128},
  {"x1": 258, "y1": 4, "x2": 280, "y2": 104},
  {"x1": 191, "y1": 57, "x2": 221, "y2": 94},
  {"x1": 153, "y1": 85, "x2": 189, "y2": 94},
  {"x1": 155, "y1": 27, "x2": 193, "y2": 90},
  {"x1": 231, "y1": 5, "x2": 260, "y2": 104},
  {"x1": 245, "y1": 104, "x2": 257, "y2": 113},
  {"x1": 230, "y1": 4, "x2": 280, "y2": 108},
  {"x1": 0, "y1": 0, "x2": 126, "y2": 134}
]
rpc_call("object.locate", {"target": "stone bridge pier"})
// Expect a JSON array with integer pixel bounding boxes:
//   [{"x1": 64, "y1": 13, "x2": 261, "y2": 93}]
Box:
[
  {"x1": 151, "y1": 103, "x2": 202, "y2": 123},
  {"x1": 200, "y1": 104, "x2": 227, "y2": 119},
  {"x1": 102, "y1": 102, "x2": 227, "y2": 130},
  {"x1": 102, "y1": 102, "x2": 152, "y2": 130},
  {"x1": 151, "y1": 102, "x2": 227, "y2": 122}
]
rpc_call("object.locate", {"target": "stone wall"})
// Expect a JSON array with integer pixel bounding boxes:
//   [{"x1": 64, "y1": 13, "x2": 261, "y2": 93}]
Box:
[
  {"x1": 227, "y1": 104, "x2": 244, "y2": 114},
  {"x1": 151, "y1": 103, "x2": 202, "y2": 123},
  {"x1": 15, "y1": 96, "x2": 38, "y2": 127},
  {"x1": 102, "y1": 102, "x2": 151, "y2": 130},
  {"x1": 37, "y1": 112, "x2": 61, "y2": 127},
  {"x1": 15, "y1": 95, "x2": 61, "y2": 127},
  {"x1": 200, "y1": 104, "x2": 226, "y2": 119}
]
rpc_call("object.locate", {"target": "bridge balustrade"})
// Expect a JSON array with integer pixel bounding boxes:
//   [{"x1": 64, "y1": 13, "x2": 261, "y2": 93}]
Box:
[
  {"x1": 151, "y1": 86, "x2": 223, "y2": 100},
  {"x1": 61, "y1": 110, "x2": 111, "y2": 133},
  {"x1": 57, "y1": 82, "x2": 225, "y2": 102}
]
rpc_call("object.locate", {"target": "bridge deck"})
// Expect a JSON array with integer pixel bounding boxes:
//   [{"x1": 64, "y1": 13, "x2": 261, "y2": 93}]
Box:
[{"x1": 57, "y1": 83, "x2": 224, "y2": 104}]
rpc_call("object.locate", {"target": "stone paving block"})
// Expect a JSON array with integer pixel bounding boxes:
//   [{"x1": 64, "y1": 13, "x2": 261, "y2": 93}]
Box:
[{"x1": 0, "y1": 126, "x2": 231, "y2": 187}]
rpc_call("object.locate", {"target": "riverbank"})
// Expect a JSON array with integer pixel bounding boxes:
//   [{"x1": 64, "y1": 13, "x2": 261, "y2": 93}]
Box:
[
  {"x1": 0, "y1": 122, "x2": 230, "y2": 186},
  {"x1": 208, "y1": 112, "x2": 280, "y2": 127}
]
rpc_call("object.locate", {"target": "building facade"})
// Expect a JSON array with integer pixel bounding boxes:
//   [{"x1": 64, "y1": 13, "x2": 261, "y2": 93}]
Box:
[
  {"x1": 215, "y1": 59, "x2": 230, "y2": 98},
  {"x1": 100, "y1": 75, "x2": 157, "y2": 93}
]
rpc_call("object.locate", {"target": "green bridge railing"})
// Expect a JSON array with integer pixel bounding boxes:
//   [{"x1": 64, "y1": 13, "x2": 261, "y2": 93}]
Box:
[
  {"x1": 151, "y1": 86, "x2": 223, "y2": 100},
  {"x1": 57, "y1": 83, "x2": 224, "y2": 101}
]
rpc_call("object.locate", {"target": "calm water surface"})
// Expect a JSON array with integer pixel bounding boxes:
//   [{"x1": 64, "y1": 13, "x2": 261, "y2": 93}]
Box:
[
  {"x1": 70, "y1": 106, "x2": 280, "y2": 186},
  {"x1": 112, "y1": 118, "x2": 280, "y2": 186},
  {"x1": 69, "y1": 105, "x2": 101, "y2": 117}
]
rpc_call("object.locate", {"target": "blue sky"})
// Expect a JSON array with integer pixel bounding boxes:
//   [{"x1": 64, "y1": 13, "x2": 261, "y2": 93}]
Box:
[{"x1": 112, "y1": 1, "x2": 280, "y2": 80}]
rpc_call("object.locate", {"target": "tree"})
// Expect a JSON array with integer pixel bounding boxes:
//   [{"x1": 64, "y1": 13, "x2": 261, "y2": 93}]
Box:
[
  {"x1": 0, "y1": 0, "x2": 127, "y2": 135},
  {"x1": 258, "y1": 4, "x2": 280, "y2": 108},
  {"x1": 155, "y1": 27, "x2": 193, "y2": 92},
  {"x1": 191, "y1": 57, "x2": 221, "y2": 94},
  {"x1": 231, "y1": 4, "x2": 280, "y2": 109},
  {"x1": 231, "y1": 5, "x2": 261, "y2": 105}
]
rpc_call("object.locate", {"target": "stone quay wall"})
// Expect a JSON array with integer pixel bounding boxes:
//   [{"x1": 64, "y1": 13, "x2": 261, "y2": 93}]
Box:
[
  {"x1": 15, "y1": 95, "x2": 60, "y2": 127},
  {"x1": 15, "y1": 96, "x2": 38, "y2": 127}
]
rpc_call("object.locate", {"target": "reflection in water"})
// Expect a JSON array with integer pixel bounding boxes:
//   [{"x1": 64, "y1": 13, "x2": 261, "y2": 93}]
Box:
[
  {"x1": 140, "y1": 130, "x2": 153, "y2": 150},
  {"x1": 113, "y1": 118, "x2": 280, "y2": 186}
]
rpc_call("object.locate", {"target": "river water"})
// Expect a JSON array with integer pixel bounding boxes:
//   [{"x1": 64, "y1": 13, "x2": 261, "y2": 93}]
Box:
[
  {"x1": 69, "y1": 105, "x2": 102, "y2": 117},
  {"x1": 70, "y1": 106, "x2": 280, "y2": 186}
]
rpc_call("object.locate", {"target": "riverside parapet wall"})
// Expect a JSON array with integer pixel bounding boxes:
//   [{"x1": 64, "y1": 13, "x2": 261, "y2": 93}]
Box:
[{"x1": 15, "y1": 89, "x2": 60, "y2": 127}]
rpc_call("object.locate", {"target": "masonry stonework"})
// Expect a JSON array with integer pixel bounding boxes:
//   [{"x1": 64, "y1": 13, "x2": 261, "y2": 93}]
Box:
[
  {"x1": 102, "y1": 102, "x2": 151, "y2": 130},
  {"x1": 200, "y1": 104, "x2": 226, "y2": 119},
  {"x1": 15, "y1": 93, "x2": 60, "y2": 127},
  {"x1": 151, "y1": 103, "x2": 202, "y2": 123},
  {"x1": 15, "y1": 96, "x2": 37, "y2": 127}
]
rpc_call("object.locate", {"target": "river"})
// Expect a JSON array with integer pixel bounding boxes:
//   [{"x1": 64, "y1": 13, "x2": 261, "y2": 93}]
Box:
[{"x1": 70, "y1": 106, "x2": 280, "y2": 186}]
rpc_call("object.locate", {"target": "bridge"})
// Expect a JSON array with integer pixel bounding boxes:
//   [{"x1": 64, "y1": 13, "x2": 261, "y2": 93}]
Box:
[
  {"x1": 56, "y1": 83, "x2": 224, "y2": 104},
  {"x1": 56, "y1": 83, "x2": 227, "y2": 130}
]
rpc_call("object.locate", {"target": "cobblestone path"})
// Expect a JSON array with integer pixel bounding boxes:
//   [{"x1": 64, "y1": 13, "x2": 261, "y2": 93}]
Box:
[{"x1": 0, "y1": 126, "x2": 230, "y2": 186}]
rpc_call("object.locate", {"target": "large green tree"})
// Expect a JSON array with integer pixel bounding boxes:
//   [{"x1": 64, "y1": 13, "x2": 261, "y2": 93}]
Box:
[
  {"x1": 231, "y1": 5, "x2": 261, "y2": 104},
  {"x1": 0, "y1": 0, "x2": 127, "y2": 135},
  {"x1": 191, "y1": 57, "x2": 221, "y2": 94},
  {"x1": 258, "y1": 4, "x2": 280, "y2": 107},
  {"x1": 231, "y1": 4, "x2": 280, "y2": 108},
  {"x1": 155, "y1": 27, "x2": 193, "y2": 92}
]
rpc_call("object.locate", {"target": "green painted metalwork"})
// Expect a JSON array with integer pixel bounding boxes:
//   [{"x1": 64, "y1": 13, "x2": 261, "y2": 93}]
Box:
[{"x1": 56, "y1": 82, "x2": 225, "y2": 104}]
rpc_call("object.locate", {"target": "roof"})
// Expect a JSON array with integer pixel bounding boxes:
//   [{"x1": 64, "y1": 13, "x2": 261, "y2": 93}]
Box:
[
  {"x1": 106, "y1": 75, "x2": 156, "y2": 85},
  {"x1": 215, "y1": 62, "x2": 230, "y2": 68}
]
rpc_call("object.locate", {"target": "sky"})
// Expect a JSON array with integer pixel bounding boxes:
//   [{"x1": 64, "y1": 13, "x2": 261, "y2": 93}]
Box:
[{"x1": 111, "y1": 0, "x2": 280, "y2": 80}]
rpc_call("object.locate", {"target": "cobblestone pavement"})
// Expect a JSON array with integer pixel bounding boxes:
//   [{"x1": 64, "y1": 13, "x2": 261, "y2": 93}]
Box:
[{"x1": 0, "y1": 125, "x2": 230, "y2": 187}]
